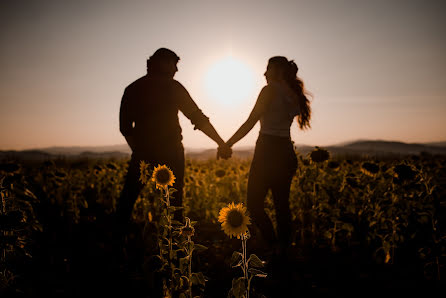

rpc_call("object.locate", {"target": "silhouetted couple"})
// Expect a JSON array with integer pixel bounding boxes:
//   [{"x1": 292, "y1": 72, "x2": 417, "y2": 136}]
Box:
[{"x1": 117, "y1": 48, "x2": 311, "y2": 260}]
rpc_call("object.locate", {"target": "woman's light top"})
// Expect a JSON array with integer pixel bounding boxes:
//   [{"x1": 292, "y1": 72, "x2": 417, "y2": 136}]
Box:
[{"x1": 259, "y1": 82, "x2": 300, "y2": 138}]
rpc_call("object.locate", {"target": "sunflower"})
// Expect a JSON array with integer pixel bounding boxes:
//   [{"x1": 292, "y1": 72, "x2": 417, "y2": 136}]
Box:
[
  {"x1": 327, "y1": 160, "x2": 340, "y2": 170},
  {"x1": 345, "y1": 174, "x2": 359, "y2": 188},
  {"x1": 0, "y1": 163, "x2": 20, "y2": 174},
  {"x1": 393, "y1": 164, "x2": 417, "y2": 182},
  {"x1": 106, "y1": 162, "x2": 117, "y2": 170},
  {"x1": 218, "y1": 202, "x2": 251, "y2": 239},
  {"x1": 180, "y1": 217, "x2": 195, "y2": 237},
  {"x1": 139, "y1": 160, "x2": 150, "y2": 184},
  {"x1": 360, "y1": 162, "x2": 380, "y2": 177},
  {"x1": 309, "y1": 146, "x2": 330, "y2": 163},
  {"x1": 151, "y1": 164, "x2": 176, "y2": 189},
  {"x1": 215, "y1": 169, "x2": 226, "y2": 178}
]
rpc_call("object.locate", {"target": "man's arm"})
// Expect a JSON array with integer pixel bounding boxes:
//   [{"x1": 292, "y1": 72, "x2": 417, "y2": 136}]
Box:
[
  {"x1": 175, "y1": 81, "x2": 226, "y2": 147},
  {"x1": 175, "y1": 81, "x2": 232, "y2": 158},
  {"x1": 198, "y1": 122, "x2": 225, "y2": 146},
  {"x1": 119, "y1": 88, "x2": 136, "y2": 152}
]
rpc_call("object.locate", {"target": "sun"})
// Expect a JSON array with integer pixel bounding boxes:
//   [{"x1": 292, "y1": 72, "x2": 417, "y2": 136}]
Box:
[{"x1": 204, "y1": 56, "x2": 255, "y2": 106}]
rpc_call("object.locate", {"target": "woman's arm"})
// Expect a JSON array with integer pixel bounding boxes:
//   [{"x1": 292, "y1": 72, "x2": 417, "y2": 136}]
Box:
[{"x1": 226, "y1": 86, "x2": 271, "y2": 147}]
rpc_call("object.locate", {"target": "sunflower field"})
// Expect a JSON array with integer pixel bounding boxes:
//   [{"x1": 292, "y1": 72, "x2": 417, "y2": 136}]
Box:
[{"x1": 0, "y1": 151, "x2": 445, "y2": 297}]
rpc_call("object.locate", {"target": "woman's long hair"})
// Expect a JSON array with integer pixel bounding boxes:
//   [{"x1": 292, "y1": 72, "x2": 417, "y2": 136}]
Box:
[{"x1": 268, "y1": 56, "x2": 312, "y2": 130}]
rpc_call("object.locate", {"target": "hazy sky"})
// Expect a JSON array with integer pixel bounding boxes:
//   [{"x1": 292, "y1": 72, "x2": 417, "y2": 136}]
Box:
[{"x1": 1, "y1": 0, "x2": 445, "y2": 150}]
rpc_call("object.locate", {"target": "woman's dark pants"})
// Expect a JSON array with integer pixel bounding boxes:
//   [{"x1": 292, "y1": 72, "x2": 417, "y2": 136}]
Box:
[{"x1": 247, "y1": 133, "x2": 297, "y2": 249}]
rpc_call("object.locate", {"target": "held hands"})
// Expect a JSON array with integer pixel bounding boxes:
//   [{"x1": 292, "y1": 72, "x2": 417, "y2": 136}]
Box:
[{"x1": 217, "y1": 143, "x2": 232, "y2": 160}]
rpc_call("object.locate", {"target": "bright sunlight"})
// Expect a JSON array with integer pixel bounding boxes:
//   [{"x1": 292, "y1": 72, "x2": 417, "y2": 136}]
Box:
[{"x1": 204, "y1": 56, "x2": 255, "y2": 106}]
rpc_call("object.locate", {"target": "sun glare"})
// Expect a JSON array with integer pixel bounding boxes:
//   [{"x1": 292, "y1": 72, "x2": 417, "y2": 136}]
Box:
[{"x1": 204, "y1": 56, "x2": 255, "y2": 106}]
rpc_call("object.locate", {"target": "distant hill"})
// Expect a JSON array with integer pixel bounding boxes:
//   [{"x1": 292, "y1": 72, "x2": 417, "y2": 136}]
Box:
[
  {"x1": 0, "y1": 149, "x2": 130, "y2": 161},
  {"x1": 40, "y1": 144, "x2": 132, "y2": 155},
  {"x1": 426, "y1": 141, "x2": 446, "y2": 147},
  {"x1": 327, "y1": 140, "x2": 446, "y2": 156},
  {"x1": 186, "y1": 148, "x2": 255, "y2": 160},
  {"x1": 0, "y1": 150, "x2": 54, "y2": 161},
  {"x1": 1, "y1": 140, "x2": 446, "y2": 161}
]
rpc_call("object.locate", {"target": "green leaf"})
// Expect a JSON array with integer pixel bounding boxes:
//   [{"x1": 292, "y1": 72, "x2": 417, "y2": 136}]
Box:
[
  {"x1": 324, "y1": 231, "x2": 332, "y2": 239},
  {"x1": 171, "y1": 219, "x2": 183, "y2": 226},
  {"x1": 179, "y1": 257, "x2": 189, "y2": 274},
  {"x1": 0, "y1": 271, "x2": 9, "y2": 289},
  {"x1": 168, "y1": 206, "x2": 183, "y2": 214},
  {"x1": 24, "y1": 188, "x2": 38, "y2": 200},
  {"x1": 194, "y1": 244, "x2": 208, "y2": 252},
  {"x1": 159, "y1": 215, "x2": 168, "y2": 226},
  {"x1": 13, "y1": 185, "x2": 38, "y2": 201},
  {"x1": 81, "y1": 199, "x2": 88, "y2": 209},
  {"x1": 232, "y1": 260, "x2": 243, "y2": 268},
  {"x1": 231, "y1": 277, "x2": 246, "y2": 298},
  {"x1": 170, "y1": 249, "x2": 178, "y2": 260},
  {"x1": 180, "y1": 276, "x2": 189, "y2": 291},
  {"x1": 191, "y1": 272, "x2": 206, "y2": 286},
  {"x1": 33, "y1": 223, "x2": 43, "y2": 233},
  {"x1": 248, "y1": 254, "x2": 264, "y2": 268},
  {"x1": 248, "y1": 268, "x2": 267, "y2": 278},
  {"x1": 230, "y1": 251, "x2": 243, "y2": 267},
  {"x1": 341, "y1": 223, "x2": 354, "y2": 232}
]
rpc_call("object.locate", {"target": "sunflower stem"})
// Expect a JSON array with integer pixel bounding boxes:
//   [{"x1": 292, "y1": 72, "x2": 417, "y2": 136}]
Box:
[
  {"x1": 241, "y1": 233, "x2": 249, "y2": 298},
  {"x1": 164, "y1": 186, "x2": 174, "y2": 294},
  {"x1": 188, "y1": 235, "x2": 193, "y2": 298}
]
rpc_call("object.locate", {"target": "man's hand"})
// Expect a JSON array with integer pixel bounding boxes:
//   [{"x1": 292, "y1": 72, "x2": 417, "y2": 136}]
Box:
[{"x1": 217, "y1": 143, "x2": 232, "y2": 160}]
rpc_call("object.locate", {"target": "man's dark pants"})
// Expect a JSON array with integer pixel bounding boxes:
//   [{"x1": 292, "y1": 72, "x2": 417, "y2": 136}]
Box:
[{"x1": 116, "y1": 145, "x2": 185, "y2": 227}]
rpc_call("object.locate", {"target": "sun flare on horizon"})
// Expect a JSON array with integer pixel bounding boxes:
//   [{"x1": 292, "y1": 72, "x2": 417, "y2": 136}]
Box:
[{"x1": 204, "y1": 56, "x2": 256, "y2": 106}]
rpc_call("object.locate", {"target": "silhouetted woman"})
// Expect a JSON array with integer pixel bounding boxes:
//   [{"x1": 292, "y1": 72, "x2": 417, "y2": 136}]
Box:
[{"x1": 224, "y1": 56, "x2": 311, "y2": 254}]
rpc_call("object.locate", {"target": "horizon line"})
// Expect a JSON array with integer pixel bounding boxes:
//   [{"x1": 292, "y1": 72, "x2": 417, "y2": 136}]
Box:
[{"x1": 1, "y1": 138, "x2": 446, "y2": 152}]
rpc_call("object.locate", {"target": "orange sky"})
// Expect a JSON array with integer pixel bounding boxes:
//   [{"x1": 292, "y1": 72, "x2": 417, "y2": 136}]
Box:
[{"x1": 1, "y1": 0, "x2": 445, "y2": 150}]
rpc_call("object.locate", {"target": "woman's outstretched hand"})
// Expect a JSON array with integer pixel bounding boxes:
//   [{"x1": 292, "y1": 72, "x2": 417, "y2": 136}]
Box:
[{"x1": 217, "y1": 143, "x2": 232, "y2": 160}]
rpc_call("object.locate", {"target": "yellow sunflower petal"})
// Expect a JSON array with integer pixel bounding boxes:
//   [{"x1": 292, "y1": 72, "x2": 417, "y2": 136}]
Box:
[
  {"x1": 218, "y1": 202, "x2": 251, "y2": 238},
  {"x1": 151, "y1": 164, "x2": 176, "y2": 189}
]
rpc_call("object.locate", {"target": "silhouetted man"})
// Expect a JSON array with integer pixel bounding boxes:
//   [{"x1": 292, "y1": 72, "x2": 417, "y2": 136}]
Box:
[{"x1": 117, "y1": 48, "x2": 230, "y2": 229}]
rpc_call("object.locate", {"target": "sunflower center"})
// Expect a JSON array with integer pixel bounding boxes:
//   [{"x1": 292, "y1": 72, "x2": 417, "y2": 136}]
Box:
[
  {"x1": 227, "y1": 210, "x2": 244, "y2": 228},
  {"x1": 215, "y1": 169, "x2": 226, "y2": 178},
  {"x1": 156, "y1": 169, "x2": 171, "y2": 184}
]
